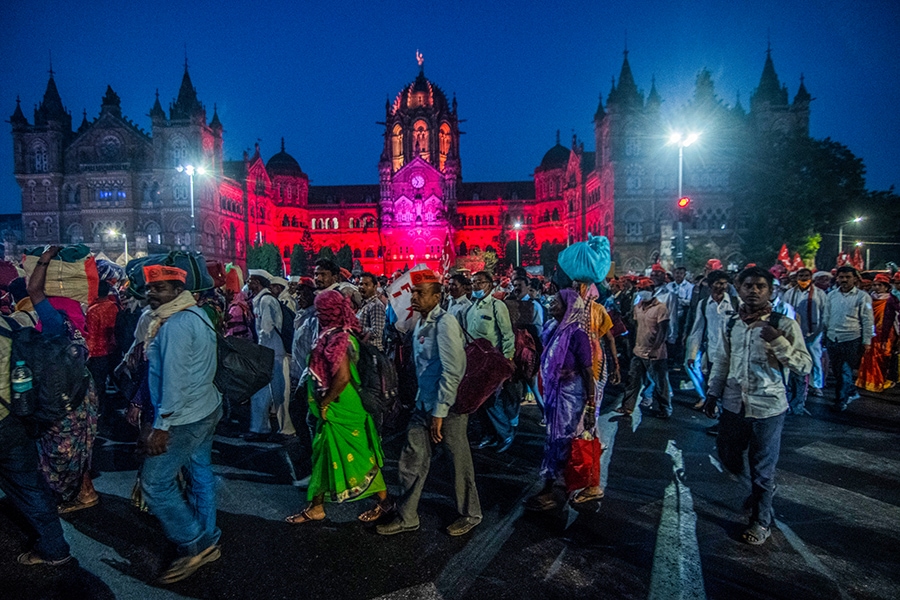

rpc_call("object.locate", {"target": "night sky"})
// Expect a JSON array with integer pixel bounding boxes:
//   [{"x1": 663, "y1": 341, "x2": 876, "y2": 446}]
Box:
[{"x1": 2, "y1": 0, "x2": 898, "y2": 215}]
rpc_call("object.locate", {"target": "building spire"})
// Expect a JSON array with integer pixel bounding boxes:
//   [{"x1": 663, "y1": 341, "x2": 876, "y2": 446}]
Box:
[
  {"x1": 48, "y1": 50, "x2": 54, "y2": 78},
  {"x1": 281, "y1": 137, "x2": 285, "y2": 152},
  {"x1": 555, "y1": 129, "x2": 560, "y2": 145}
]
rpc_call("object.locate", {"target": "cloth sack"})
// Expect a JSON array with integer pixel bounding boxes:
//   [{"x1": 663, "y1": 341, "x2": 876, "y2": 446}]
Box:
[
  {"x1": 126, "y1": 251, "x2": 215, "y2": 297},
  {"x1": 22, "y1": 244, "x2": 100, "y2": 304},
  {"x1": 557, "y1": 234, "x2": 611, "y2": 284},
  {"x1": 564, "y1": 430, "x2": 602, "y2": 493}
]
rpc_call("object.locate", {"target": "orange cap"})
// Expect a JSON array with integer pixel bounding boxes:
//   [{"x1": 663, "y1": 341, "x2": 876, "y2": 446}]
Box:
[
  {"x1": 144, "y1": 265, "x2": 187, "y2": 284},
  {"x1": 410, "y1": 269, "x2": 440, "y2": 285}
]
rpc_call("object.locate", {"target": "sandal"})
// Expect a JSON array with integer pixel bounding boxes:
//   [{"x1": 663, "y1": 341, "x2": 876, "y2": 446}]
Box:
[
  {"x1": 742, "y1": 522, "x2": 771, "y2": 546},
  {"x1": 285, "y1": 509, "x2": 325, "y2": 525},
  {"x1": 58, "y1": 496, "x2": 100, "y2": 514},
  {"x1": 524, "y1": 493, "x2": 559, "y2": 512},
  {"x1": 613, "y1": 407, "x2": 633, "y2": 415},
  {"x1": 571, "y1": 488, "x2": 604, "y2": 504},
  {"x1": 692, "y1": 400, "x2": 706, "y2": 411},
  {"x1": 358, "y1": 500, "x2": 394, "y2": 523}
]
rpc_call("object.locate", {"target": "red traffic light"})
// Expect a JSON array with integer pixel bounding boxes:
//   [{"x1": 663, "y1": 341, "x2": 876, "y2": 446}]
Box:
[{"x1": 677, "y1": 197, "x2": 691, "y2": 208}]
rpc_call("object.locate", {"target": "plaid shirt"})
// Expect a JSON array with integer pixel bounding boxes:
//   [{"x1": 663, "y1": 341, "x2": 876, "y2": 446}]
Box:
[{"x1": 357, "y1": 295, "x2": 386, "y2": 352}]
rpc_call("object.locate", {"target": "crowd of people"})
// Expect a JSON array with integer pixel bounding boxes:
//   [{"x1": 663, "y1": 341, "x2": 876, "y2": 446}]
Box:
[{"x1": 0, "y1": 244, "x2": 895, "y2": 583}]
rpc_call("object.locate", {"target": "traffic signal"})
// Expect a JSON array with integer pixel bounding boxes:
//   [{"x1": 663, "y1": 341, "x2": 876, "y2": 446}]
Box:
[{"x1": 677, "y1": 196, "x2": 691, "y2": 209}]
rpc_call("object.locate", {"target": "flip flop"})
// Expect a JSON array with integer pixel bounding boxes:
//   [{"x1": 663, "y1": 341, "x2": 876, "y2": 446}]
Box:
[
  {"x1": 613, "y1": 407, "x2": 633, "y2": 415},
  {"x1": 58, "y1": 496, "x2": 100, "y2": 514},
  {"x1": 571, "y1": 489, "x2": 604, "y2": 504},
  {"x1": 524, "y1": 494, "x2": 559, "y2": 512},
  {"x1": 285, "y1": 509, "x2": 325, "y2": 525}
]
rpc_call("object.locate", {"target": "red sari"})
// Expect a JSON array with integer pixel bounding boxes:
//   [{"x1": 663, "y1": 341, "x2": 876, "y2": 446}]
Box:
[{"x1": 856, "y1": 294, "x2": 899, "y2": 393}]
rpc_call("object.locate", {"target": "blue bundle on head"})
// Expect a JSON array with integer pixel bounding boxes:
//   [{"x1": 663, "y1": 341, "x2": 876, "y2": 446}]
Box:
[{"x1": 557, "y1": 234, "x2": 611, "y2": 284}]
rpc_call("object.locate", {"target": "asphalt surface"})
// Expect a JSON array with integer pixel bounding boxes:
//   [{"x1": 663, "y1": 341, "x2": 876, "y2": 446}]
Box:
[{"x1": 2, "y1": 377, "x2": 899, "y2": 600}]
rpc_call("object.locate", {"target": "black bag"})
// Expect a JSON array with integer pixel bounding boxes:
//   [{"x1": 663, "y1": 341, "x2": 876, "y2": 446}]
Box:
[
  {"x1": 277, "y1": 301, "x2": 296, "y2": 355},
  {"x1": 0, "y1": 317, "x2": 90, "y2": 437},
  {"x1": 187, "y1": 310, "x2": 274, "y2": 403},
  {"x1": 353, "y1": 334, "x2": 399, "y2": 428}
]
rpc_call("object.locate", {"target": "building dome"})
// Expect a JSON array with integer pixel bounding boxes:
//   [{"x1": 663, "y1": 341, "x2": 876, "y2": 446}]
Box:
[
  {"x1": 539, "y1": 143, "x2": 570, "y2": 170},
  {"x1": 266, "y1": 138, "x2": 305, "y2": 178},
  {"x1": 391, "y1": 69, "x2": 450, "y2": 115}
]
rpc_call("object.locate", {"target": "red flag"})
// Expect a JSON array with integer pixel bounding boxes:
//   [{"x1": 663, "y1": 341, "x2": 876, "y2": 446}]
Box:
[
  {"x1": 440, "y1": 233, "x2": 455, "y2": 275},
  {"x1": 851, "y1": 247, "x2": 864, "y2": 271},
  {"x1": 791, "y1": 252, "x2": 805, "y2": 272},
  {"x1": 836, "y1": 252, "x2": 850, "y2": 268},
  {"x1": 778, "y1": 244, "x2": 791, "y2": 269}
]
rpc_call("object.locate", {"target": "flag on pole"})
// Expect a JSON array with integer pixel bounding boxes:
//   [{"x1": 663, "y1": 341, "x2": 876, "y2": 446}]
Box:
[
  {"x1": 791, "y1": 252, "x2": 805, "y2": 272},
  {"x1": 851, "y1": 247, "x2": 864, "y2": 271},
  {"x1": 386, "y1": 263, "x2": 428, "y2": 333},
  {"x1": 778, "y1": 244, "x2": 791, "y2": 269}
]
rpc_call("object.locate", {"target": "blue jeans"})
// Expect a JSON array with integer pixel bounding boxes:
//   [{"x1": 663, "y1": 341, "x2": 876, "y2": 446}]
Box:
[
  {"x1": 486, "y1": 379, "x2": 523, "y2": 443},
  {"x1": 0, "y1": 417, "x2": 70, "y2": 561},
  {"x1": 717, "y1": 407, "x2": 785, "y2": 528},
  {"x1": 807, "y1": 333, "x2": 824, "y2": 389},
  {"x1": 825, "y1": 338, "x2": 862, "y2": 404},
  {"x1": 622, "y1": 357, "x2": 671, "y2": 414},
  {"x1": 684, "y1": 351, "x2": 707, "y2": 401},
  {"x1": 142, "y1": 405, "x2": 222, "y2": 557}
]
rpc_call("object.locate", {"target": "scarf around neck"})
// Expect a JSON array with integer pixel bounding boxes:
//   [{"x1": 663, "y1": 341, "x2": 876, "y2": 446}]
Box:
[
  {"x1": 308, "y1": 290, "x2": 361, "y2": 394},
  {"x1": 146, "y1": 290, "x2": 197, "y2": 341},
  {"x1": 541, "y1": 289, "x2": 586, "y2": 405},
  {"x1": 738, "y1": 302, "x2": 772, "y2": 325}
]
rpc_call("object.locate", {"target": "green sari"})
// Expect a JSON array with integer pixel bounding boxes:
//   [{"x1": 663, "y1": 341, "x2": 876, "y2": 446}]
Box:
[{"x1": 308, "y1": 337, "x2": 386, "y2": 502}]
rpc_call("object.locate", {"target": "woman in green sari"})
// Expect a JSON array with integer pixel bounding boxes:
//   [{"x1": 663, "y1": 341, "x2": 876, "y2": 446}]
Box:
[{"x1": 286, "y1": 290, "x2": 391, "y2": 524}]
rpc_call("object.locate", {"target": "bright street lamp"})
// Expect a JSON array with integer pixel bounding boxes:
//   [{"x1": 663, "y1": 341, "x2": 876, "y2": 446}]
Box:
[
  {"x1": 513, "y1": 221, "x2": 522, "y2": 266},
  {"x1": 176, "y1": 164, "x2": 207, "y2": 251},
  {"x1": 107, "y1": 229, "x2": 129, "y2": 265},
  {"x1": 668, "y1": 132, "x2": 700, "y2": 263},
  {"x1": 838, "y1": 216, "x2": 864, "y2": 254}
]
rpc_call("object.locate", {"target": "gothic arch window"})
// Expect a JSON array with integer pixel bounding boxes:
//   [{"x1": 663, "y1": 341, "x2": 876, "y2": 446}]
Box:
[
  {"x1": 438, "y1": 123, "x2": 451, "y2": 170},
  {"x1": 475, "y1": 216, "x2": 481, "y2": 226},
  {"x1": 44, "y1": 217, "x2": 54, "y2": 237},
  {"x1": 255, "y1": 177, "x2": 265, "y2": 195},
  {"x1": 413, "y1": 120, "x2": 429, "y2": 161},
  {"x1": 552, "y1": 208, "x2": 560, "y2": 221},
  {"x1": 31, "y1": 141, "x2": 48, "y2": 173},
  {"x1": 392, "y1": 124, "x2": 404, "y2": 171},
  {"x1": 170, "y1": 136, "x2": 188, "y2": 167},
  {"x1": 310, "y1": 219, "x2": 316, "y2": 230},
  {"x1": 284, "y1": 246, "x2": 291, "y2": 258},
  {"x1": 467, "y1": 216, "x2": 474, "y2": 226},
  {"x1": 331, "y1": 217, "x2": 338, "y2": 229},
  {"x1": 28, "y1": 220, "x2": 38, "y2": 239},
  {"x1": 145, "y1": 221, "x2": 162, "y2": 245},
  {"x1": 353, "y1": 249, "x2": 361, "y2": 259},
  {"x1": 458, "y1": 241, "x2": 467, "y2": 256},
  {"x1": 623, "y1": 208, "x2": 643, "y2": 241},
  {"x1": 291, "y1": 216, "x2": 298, "y2": 227},
  {"x1": 365, "y1": 248, "x2": 375, "y2": 258},
  {"x1": 282, "y1": 215, "x2": 290, "y2": 227},
  {"x1": 489, "y1": 216, "x2": 495, "y2": 225},
  {"x1": 67, "y1": 223, "x2": 84, "y2": 244},
  {"x1": 348, "y1": 218, "x2": 355, "y2": 229}
]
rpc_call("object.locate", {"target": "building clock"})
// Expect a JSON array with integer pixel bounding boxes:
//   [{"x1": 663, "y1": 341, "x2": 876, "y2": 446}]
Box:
[{"x1": 411, "y1": 174, "x2": 425, "y2": 189}]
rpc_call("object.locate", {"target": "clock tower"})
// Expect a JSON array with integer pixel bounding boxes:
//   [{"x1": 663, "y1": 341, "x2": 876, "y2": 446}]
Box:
[{"x1": 378, "y1": 57, "x2": 461, "y2": 270}]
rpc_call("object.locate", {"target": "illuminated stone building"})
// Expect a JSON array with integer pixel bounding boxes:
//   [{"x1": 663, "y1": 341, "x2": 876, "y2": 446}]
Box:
[{"x1": 10, "y1": 49, "x2": 808, "y2": 274}]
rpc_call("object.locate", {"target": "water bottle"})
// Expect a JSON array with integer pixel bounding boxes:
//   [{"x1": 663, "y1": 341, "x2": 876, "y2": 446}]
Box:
[{"x1": 11, "y1": 360, "x2": 35, "y2": 417}]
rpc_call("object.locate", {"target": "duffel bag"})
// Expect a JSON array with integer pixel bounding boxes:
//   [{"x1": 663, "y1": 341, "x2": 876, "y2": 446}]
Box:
[
  {"x1": 557, "y1": 234, "x2": 611, "y2": 284},
  {"x1": 453, "y1": 329, "x2": 514, "y2": 414},
  {"x1": 126, "y1": 251, "x2": 215, "y2": 297}
]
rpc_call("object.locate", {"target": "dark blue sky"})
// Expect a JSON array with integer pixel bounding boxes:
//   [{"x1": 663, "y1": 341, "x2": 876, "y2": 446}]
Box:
[{"x1": 3, "y1": 0, "x2": 898, "y2": 214}]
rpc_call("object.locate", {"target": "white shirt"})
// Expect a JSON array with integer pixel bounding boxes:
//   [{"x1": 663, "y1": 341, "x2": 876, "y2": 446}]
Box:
[
  {"x1": 823, "y1": 287, "x2": 875, "y2": 343},
  {"x1": 686, "y1": 293, "x2": 735, "y2": 365}
]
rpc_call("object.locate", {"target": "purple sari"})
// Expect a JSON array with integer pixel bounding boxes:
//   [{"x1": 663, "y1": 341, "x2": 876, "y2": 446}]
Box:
[{"x1": 539, "y1": 289, "x2": 592, "y2": 479}]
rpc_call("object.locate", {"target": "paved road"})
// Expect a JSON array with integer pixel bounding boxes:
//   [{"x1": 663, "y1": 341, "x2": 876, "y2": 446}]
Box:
[{"x1": 2, "y1": 382, "x2": 899, "y2": 600}]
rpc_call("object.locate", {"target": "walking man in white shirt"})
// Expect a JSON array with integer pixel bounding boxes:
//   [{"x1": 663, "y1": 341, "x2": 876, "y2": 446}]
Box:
[
  {"x1": 822, "y1": 266, "x2": 875, "y2": 412},
  {"x1": 705, "y1": 266, "x2": 812, "y2": 546}
]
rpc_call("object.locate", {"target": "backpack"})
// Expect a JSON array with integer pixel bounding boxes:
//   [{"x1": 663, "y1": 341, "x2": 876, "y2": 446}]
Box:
[
  {"x1": 0, "y1": 317, "x2": 90, "y2": 437},
  {"x1": 513, "y1": 327, "x2": 539, "y2": 380},
  {"x1": 277, "y1": 301, "x2": 295, "y2": 354},
  {"x1": 353, "y1": 334, "x2": 399, "y2": 430}
]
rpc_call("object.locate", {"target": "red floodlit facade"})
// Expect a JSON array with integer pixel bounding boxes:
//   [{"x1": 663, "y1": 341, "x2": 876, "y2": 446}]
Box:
[{"x1": 12, "y1": 63, "x2": 613, "y2": 274}]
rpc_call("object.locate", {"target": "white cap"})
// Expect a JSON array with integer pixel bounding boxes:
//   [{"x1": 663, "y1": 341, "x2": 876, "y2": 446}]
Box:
[
  {"x1": 270, "y1": 276, "x2": 289, "y2": 288},
  {"x1": 248, "y1": 269, "x2": 274, "y2": 283}
]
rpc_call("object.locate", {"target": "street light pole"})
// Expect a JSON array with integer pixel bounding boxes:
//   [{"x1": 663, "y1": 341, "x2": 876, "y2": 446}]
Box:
[
  {"x1": 838, "y1": 216, "x2": 864, "y2": 256},
  {"x1": 514, "y1": 221, "x2": 522, "y2": 266},
  {"x1": 669, "y1": 132, "x2": 699, "y2": 265},
  {"x1": 177, "y1": 164, "x2": 206, "y2": 252}
]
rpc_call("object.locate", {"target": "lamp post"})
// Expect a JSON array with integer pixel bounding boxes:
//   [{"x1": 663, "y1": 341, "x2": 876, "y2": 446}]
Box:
[
  {"x1": 176, "y1": 164, "x2": 206, "y2": 251},
  {"x1": 668, "y1": 132, "x2": 699, "y2": 264},
  {"x1": 107, "y1": 229, "x2": 128, "y2": 265},
  {"x1": 838, "y1": 216, "x2": 864, "y2": 255},
  {"x1": 514, "y1": 221, "x2": 522, "y2": 266}
]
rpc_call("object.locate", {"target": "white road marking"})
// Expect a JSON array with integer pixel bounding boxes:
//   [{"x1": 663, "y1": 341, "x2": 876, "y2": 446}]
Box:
[
  {"x1": 544, "y1": 546, "x2": 568, "y2": 581},
  {"x1": 774, "y1": 519, "x2": 852, "y2": 600},
  {"x1": 794, "y1": 441, "x2": 900, "y2": 482},
  {"x1": 708, "y1": 454, "x2": 723, "y2": 473},
  {"x1": 648, "y1": 440, "x2": 706, "y2": 600}
]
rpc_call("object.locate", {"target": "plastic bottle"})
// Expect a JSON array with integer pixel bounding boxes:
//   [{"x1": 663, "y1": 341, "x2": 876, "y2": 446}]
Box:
[{"x1": 11, "y1": 360, "x2": 35, "y2": 417}]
